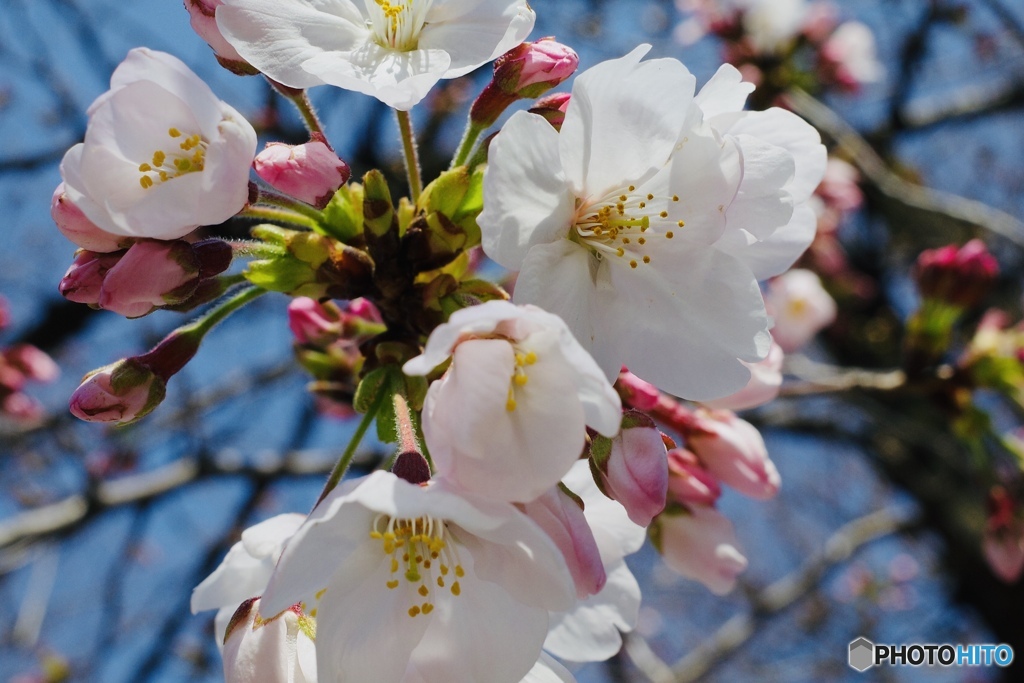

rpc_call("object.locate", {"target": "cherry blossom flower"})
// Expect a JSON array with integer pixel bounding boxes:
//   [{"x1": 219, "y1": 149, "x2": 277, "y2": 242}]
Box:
[
  {"x1": 480, "y1": 46, "x2": 786, "y2": 400},
  {"x1": 191, "y1": 514, "x2": 306, "y2": 647},
  {"x1": 59, "y1": 48, "x2": 257, "y2": 240},
  {"x1": 764, "y1": 268, "x2": 837, "y2": 352},
  {"x1": 404, "y1": 300, "x2": 621, "y2": 503},
  {"x1": 222, "y1": 598, "x2": 317, "y2": 683},
  {"x1": 694, "y1": 64, "x2": 828, "y2": 281},
  {"x1": 259, "y1": 471, "x2": 576, "y2": 683},
  {"x1": 216, "y1": 0, "x2": 536, "y2": 110},
  {"x1": 821, "y1": 21, "x2": 884, "y2": 90}
]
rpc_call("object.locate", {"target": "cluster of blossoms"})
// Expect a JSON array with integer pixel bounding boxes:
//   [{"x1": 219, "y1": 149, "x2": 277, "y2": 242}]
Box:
[
  {"x1": 0, "y1": 298, "x2": 60, "y2": 423},
  {"x1": 50, "y1": 0, "x2": 839, "y2": 680},
  {"x1": 674, "y1": 0, "x2": 884, "y2": 105}
]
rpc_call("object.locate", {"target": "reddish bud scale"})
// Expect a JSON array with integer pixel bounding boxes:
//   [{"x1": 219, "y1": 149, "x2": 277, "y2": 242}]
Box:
[{"x1": 915, "y1": 239, "x2": 998, "y2": 309}]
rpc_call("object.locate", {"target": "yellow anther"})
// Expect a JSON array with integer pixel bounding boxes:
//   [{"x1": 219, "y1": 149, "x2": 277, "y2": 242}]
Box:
[
  {"x1": 630, "y1": 260, "x2": 638, "y2": 269},
  {"x1": 672, "y1": 195, "x2": 680, "y2": 202},
  {"x1": 455, "y1": 566, "x2": 465, "y2": 578},
  {"x1": 168, "y1": 128, "x2": 181, "y2": 137},
  {"x1": 647, "y1": 193, "x2": 654, "y2": 200},
  {"x1": 628, "y1": 185, "x2": 636, "y2": 191},
  {"x1": 440, "y1": 564, "x2": 449, "y2": 575},
  {"x1": 437, "y1": 577, "x2": 445, "y2": 587},
  {"x1": 638, "y1": 201, "x2": 646, "y2": 209},
  {"x1": 659, "y1": 211, "x2": 668, "y2": 218},
  {"x1": 152, "y1": 150, "x2": 166, "y2": 166},
  {"x1": 506, "y1": 397, "x2": 517, "y2": 412},
  {"x1": 309, "y1": 608, "x2": 318, "y2": 617},
  {"x1": 315, "y1": 588, "x2": 327, "y2": 600},
  {"x1": 616, "y1": 247, "x2": 625, "y2": 257},
  {"x1": 677, "y1": 220, "x2": 685, "y2": 227},
  {"x1": 666, "y1": 231, "x2": 674, "y2": 239},
  {"x1": 138, "y1": 163, "x2": 152, "y2": 172},
  {"x1": 158, "y1": 171, "x2": 169, "y2": 182},
  {"x1": 421, "y1": 603, "x2": 434, "y2": 614},
  {"x1": 619, "y1": 194, "x2": 628, "y2": 202},
  {"x1": 622, "y1": 237, "x2": 630, "y2": 244},
  {"x1": 643, "y1": 255, "x2": 651, "y2": 263},
  {"x1": 391, "y1": 558, "x2": 399, "y2": 573},
  {"x1": 418, "y1": 585, "x2": 429, "y2": 597},
  {"x1": 140, "y1": 176, "x2": 154, "y2": 189},
  {"x1": 638, "y1": 237, "x2": 646, "y2": 245},
  {"x1": 409, "y1": 606, "x2": 421, "y2": 617},
  {"x1": 451, "y1": 581, "x2": 461, "y2": 596},
  {"x1": 514, "y1": 374, "x2": 528, "y2": 386},
  {"x1": 370, "y1": 530, "x2": 383, "y2": 539},
  {"x1": 387, "y1": 579, "x2": 400, "y2": 589}
]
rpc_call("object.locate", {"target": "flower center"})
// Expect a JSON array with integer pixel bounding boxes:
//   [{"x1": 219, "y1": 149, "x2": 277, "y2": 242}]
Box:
[
  {"x1": 370, "y1": 513, "x2": 465, "y2": 618},
  {"x1": 571, "y1": 185, "x2": 685, "y2": 269},
  {"x1": 505, "y1": 349, "x2": 537, "y2": 412},
  {"x1": 367, "y1": 0, "x2": 433, "y2": 51},
  {"x1": 138, "y1": 127, "x2": 208, "y2": 190}
]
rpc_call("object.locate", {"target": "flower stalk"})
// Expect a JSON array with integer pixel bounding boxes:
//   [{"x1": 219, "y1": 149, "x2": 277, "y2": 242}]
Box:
[{"x1": 395, "y1": 109, "x2": 423, "y2": 203}]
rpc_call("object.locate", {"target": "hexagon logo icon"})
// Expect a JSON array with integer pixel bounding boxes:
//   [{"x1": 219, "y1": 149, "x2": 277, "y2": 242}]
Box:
[{"x1": 849, "y1": 637, "x2": 875, "y2": 672}]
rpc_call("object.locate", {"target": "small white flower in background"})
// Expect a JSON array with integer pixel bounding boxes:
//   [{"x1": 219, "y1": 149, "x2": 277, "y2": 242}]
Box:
[
  {"x1": 740, "y1": 0, "x2": 807, "y2": 53},
  {"x1": 216, "y1": 0, "x2": 535, "y2": 110},
  {"x1": 480, "y1": 45, "x2": 785, "y2": 400},
  {"x1": 695, "y1": 64, "x2": 827, "y2": 281},
  {"x1": 822, "y1": 21, "x2": 885, "y2": 88},
  {"x1": 222, "y1": 598, "x2": 317, "y2": 683},
  {"x1": 652, "y1": 503, "x2": 748, "y2": 595},
  {"x1": 545, "y1": 461, "x2": 645, "y2": 664},
  {"x1": 764, "y1": 268, "x2": 837, "y2": 352},
  {"x1": 59, "y1": 48, "x2": 256, "y2": 241},
  {"x1": 191, "y1": 514, "x2": 306, "y2": 647},
  {"x1": 259, "y1": 471, "x2": 576, "y2": 683},
  {"x1": 404, "y1": 300, "x2": 622, "y2": 504}
]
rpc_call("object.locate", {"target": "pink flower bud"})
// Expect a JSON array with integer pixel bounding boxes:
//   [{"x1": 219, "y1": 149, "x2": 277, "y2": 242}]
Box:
[
  {"x1": 520, "y1": 485, "x2": 606, "y2": 598},
  {"x1": 346, "y1": 297, "x2": 383, "y2": 325},
  {"x1": 51, "y1": 184, "x2": 126, "y2": 253},
  {"x1": 592, "y1": 411, "x2": 668, "y2": 527},
  {"x1": 652, "y1": 504, "x2": 747, "y2": 595},
  {"x1": 184, "y1": 0, "x2": 257, "y2": 75},
  {"x1": 528, "y1": 92, "x2": 571, "y2": 130},
  {"x1": 702, "y1": 341, "x2": 783, "y2": 411},
  {"x1": 59, "y1": 251, "x2": 121, "y2": 306},
  {"x1": 915, "y1": 239, "x2": 999, "y2": 309},
  {"x1": 501, "y1": 38, "x2": 579, "y2": 94},
  {"x1": 99, "y1": 241, "x2": 201, "y2": 318},
  {"x1": 3, "y1": 392, "x2": 44, "y2": 422},
  {"x1": 471, "y1": 38, "x2": 578, "y2": 127},
  {"x1": 685, "y1": 409, "x2": 780, "y2": 500},
  {"x1": 983, "y1": 529, "x2": 1024, "y2": 584},
  {"x1": 288, "y1": 297, "x2": 343, "y2": 345},
  {"x1": 254, "y1": 141, "x2": 351, "y2": 209},
  {"x1": 618, "y1": 369, "x2": 660, "y2": 411},
  {"x1": 764, "y1": 269, "x2": 837, "y2": 352},
  {"x1": 4, "y1": 345, "x2": 60, "y2": 383},
  {"x1": 69, "y1": 359, "x2": 166, "y2": 424},
  {"x1": 667, "y1": 448, "x2": 721, "y2": 507},
  {"x1": 223, "y1": 598, "x2": 316, "y2": 683}
]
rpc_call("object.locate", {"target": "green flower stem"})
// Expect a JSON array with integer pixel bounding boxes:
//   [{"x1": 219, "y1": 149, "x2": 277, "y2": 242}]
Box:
[
  {"x1": 450, "y1": 118, "x2": 486, "y2": 169},
  {"x1": 256, "y1": 190, "x2": 326, "y2": 223},
  {"x1": 266, "y1": 78, "x2": 329, "y2": 142},
  {"x1": 183, "y1": 285, "x2": 268, "y2": 339},
  {"x1": 316, "y1": 387, "x2": 389, "y2": 507},
  {"x1": 226, "y1": 240, "x2": 287, "y2": 259},
  {"x1": 395, "y1": 109, "x2": 423, "y2": 203},
  {"x1": 238, "y1": 205, "x2": 319, "y2": 231}
]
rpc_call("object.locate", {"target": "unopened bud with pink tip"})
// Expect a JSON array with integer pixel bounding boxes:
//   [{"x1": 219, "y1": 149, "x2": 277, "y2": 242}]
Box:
[
  {"x1": 528, "y1": 92, "x2": 571, "y2": 130},
  {"x1": 590, "y1": 410, "x2": 669, "y2": 527},
  {"x1": 617, "y1": 368, "x2": 660, "y2": 411},
  {"x1": 184, "y1": 0, "x2": 257, "y2": 75},
  {"x1": 651, "y1": 504, "x2": 748, "y2": 595},
  {"x1": 51, "y1": 184, "x2": 126, "y2": 253},
  {"x1": 470, "y1": 38, "x2": 578, "y2": 128},
  {"x1": 520, "y1": 484, "x2": 606, "y2": 598},
  {"x1": 60, "y1": 239, "x2": 232, "y2": 318},
  {"x1": 70, "y1": 322, "x2": 203, "y2": 425},
  {"x1": 915, "y1": 239, "x2": 999, "y2": 310},
  {"x1": 254, "y1": 140, "x2": 351, "y2": 209},
  {"x1": 288, "y1": 297, "x2": 343, "y2": 345},
  {"x1": 4, "y1": 345, "x2": 60, "y2": 384},
  {"x1": 667, "y1": 448, "x2": 721, "y2": 507},
  {"x1": 684, "y1": 409, "x2": 780, "y2": 500}
]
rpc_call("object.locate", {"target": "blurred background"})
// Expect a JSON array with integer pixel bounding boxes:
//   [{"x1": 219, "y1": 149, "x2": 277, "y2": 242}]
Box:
[{"x1": 2, "y1": 0, "x2": 1024, "y2": 681}]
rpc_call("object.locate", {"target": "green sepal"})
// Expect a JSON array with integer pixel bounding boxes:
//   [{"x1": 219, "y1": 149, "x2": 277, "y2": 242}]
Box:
[
  {"x1": 354, "y1": 365, "x2": 399, "y2": 443},
  {"x1": 418, "y1": 166, "x2": 471, "y2": 218},
  {"x1": 362, "y1": 170, "x2": 396, "y2": 239},
  {"x1": 320, "y1": 183, "x2": 365, "y2": 242},
  {"x1": 244, "y1": 257, "x2": 317, "y2": 294},
  {"x1": 557, "y1": 482, "x2": 585, "y2": 510},
  {"x1": 251, "y1": 224, "x2": 294, "y2": 246}
]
